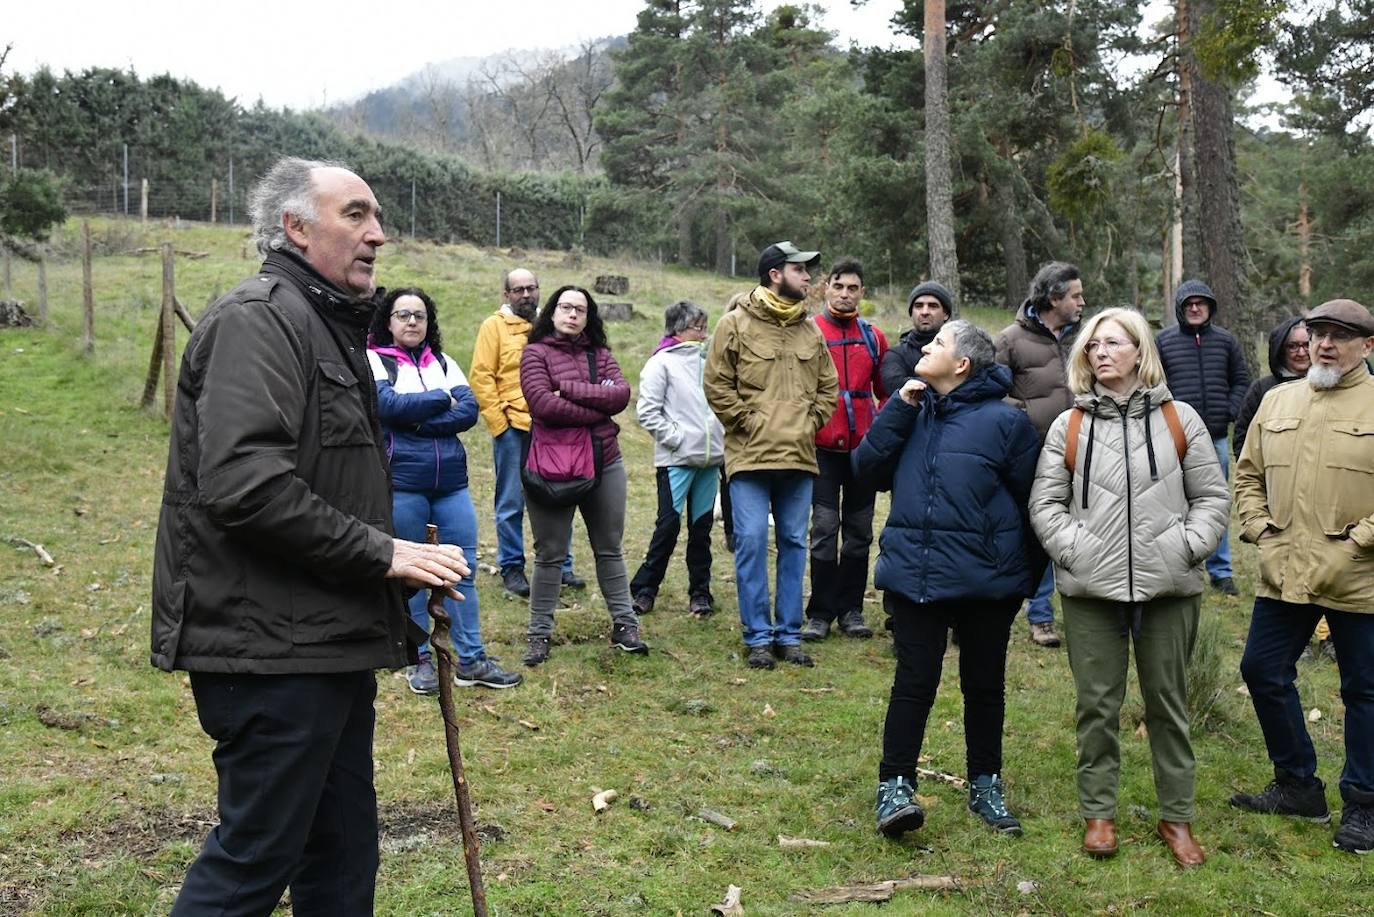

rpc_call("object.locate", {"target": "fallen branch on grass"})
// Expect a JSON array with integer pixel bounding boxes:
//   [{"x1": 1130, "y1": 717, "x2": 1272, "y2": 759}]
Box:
[
  {"x1": 915, "y1": 766, "x2": 967, "y2": 790},
  {"x1": 697, "y1": 808, "x2": 738, "y2": 831},
  {"x1": 792, "y1": 875, "x2": 984, "y2": 904},
  {"x1": 6, "y1": 536, "x2": 54, "y2": 566},
  {"x1": 778, "y1": 835, "x2": 831, "y2": 848},
  {"x1": 592, "y1": 788, "x2": 618, "y2": 813},
  {"x1": 710, "y1": 884, "x2": 743, "y2": 916}
]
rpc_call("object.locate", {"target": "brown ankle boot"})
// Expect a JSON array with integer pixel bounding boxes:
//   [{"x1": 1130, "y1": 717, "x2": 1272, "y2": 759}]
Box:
[
  {"x1": 1156, "y1": 820, "x2": 1205, "y2": 867},
  {"x1": 1083, "y1": 818, "x2": 1117, "y2": 858}
]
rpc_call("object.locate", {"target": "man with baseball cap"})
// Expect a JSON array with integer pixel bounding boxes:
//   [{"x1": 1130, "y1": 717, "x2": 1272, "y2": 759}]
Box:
[
  {"x1": 705, "y1": 241, "x2": 838, "y2": 669},
  {"x1": 1231, "y1": 298, "x2": 1374, "y2": 855},
  {"x1": 880, "y1": 280, "x2": 954, "y2": 397}
]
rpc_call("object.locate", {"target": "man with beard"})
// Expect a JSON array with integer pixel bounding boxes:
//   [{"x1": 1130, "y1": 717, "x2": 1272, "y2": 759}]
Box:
[
  {"x1": 801, "y1": 258, "x2": 888, "y2": 641},
  {"x1": 469, "y1": 268, "x2": 585, "y2": 596},
  {"x1": 1232, "y1": 298, "x2": 1374, "y2": 856},
  {"x1": 880, "y1": 281, "x2": 953, "y2": 398},
  {"x1": 706, "y1": 241, "x2": 838, "y2": 669}
]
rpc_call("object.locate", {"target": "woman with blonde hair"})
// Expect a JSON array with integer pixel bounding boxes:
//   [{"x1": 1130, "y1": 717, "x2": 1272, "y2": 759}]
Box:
[{"x1": 1029, "y1": 307, "x2": 1228, "y2": 867}]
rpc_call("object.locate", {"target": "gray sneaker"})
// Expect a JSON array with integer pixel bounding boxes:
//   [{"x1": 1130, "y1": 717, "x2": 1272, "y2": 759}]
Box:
[
  {"x1": 454, "y1": 657, "x2": 523, "y2": 689},
  {"x1": 407, "y1": 654, "x2": 439, "y2": 695}
]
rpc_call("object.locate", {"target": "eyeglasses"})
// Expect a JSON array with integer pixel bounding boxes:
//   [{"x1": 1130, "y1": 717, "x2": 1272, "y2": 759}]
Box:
[
  {"x1": 1309, "y1": 327, "x2": 1362, "y2": 344},
  {"x1": 508, "y1": 284, "x2": 539, "y2": 295},
  {"x1": 1285, "y1": 340, "x2": 1310, "y2": 352},
  {"x1": 390, "y1": 310, "x2": 427, "y2": 324},
  {"x1": 1084, "y1": 338, "x2": 1134, "y2": 356},
  {"x1": 555, "y1": 302, "x2": 588, "y2": 315}
]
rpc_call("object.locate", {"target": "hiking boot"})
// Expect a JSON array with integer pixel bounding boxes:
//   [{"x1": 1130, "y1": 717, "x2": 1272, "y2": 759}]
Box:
[
  {"x1": 800, "y1": 617, "x2": 830, "y2": 641},
  {"x1": 1333, "y1": 802, "x2": 1374, "y2": 854},
  {"x1": 746, "y1": 645, "x2": 775, "y2": 669},
  {"x1": 773, "y1": 643, "x2": 814, "y2": 667},
  {"x1": 838, "y1": 609, "x2": 873, "y2": 639},
  {"x1": 1030, "y1": 621, "x2": 1061, "y2": 648},
  {"x1": 1230, "y1": 777, "x2": 1331, "y2": 822},
  {"x1": 501, "y1": 566, "x2": 531, "y2": 597},
  {"x1": 610, "y1": 622, "x2": 649, "y2": 654},
  {"x1": 632, "y1": 590, "x2": 656, "y2": 615},
  {"x1": 689, "y1": 594, "x2": 714, "y2": 618},
  {"x1": 522, "y1": 635, "x2": 551, "y2": 667},
  {"x1": 1318, "y1": 638, "x2": 1338, "y2": 663},
  {"x1": 876, "y1": 776, "x2": 925, "y2": 837},
  {"x1": 968, "y1": 774, "x2": 1022, "y2": 836},
  {"x1": 406, "y1": 653, "x2": 439, "y2": 695},
  {"x1": 454, "y1": 657, "x2": 523, "y2": 689},
  {"x1": 561, "y1": 569, "x2": 587, "y2": 590},
  {"x1": 1211, "y1": 575, "x2": 1239, "y2": 596}
]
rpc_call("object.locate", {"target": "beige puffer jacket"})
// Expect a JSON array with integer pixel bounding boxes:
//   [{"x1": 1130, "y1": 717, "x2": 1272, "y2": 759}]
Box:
[{"x1": 1030, "y1": 382, "x2": 1230, "y2": 602}]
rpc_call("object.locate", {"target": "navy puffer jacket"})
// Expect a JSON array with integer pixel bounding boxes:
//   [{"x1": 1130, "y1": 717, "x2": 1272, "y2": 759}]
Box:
[
  {"x1": 1155, "y1": 279, "x2": 1251, "y2": 438},
  {"x1": 853, "y1": 363, "x2": 1046, "y2": 605}
]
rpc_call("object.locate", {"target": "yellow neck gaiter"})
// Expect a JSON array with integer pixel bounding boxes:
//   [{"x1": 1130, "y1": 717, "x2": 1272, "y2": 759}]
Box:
[{"x1": 751, "y1": 284, "x2": 806, "y2": 326}]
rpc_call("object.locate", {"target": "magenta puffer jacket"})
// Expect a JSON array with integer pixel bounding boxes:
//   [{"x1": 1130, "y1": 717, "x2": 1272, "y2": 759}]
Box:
[{"x1": 519, "y1": 334, "x2": 630, "y2": 465}]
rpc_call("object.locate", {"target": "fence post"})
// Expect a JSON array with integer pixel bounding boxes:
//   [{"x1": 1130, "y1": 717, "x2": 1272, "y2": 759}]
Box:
[
  {"x1": 161, "y1": 243, "x2": 177, "y2": 419},
  {"x1": 211, "y1": 178, "x2": 219, "y2": 224},
  {"x1": 2, "y1": 247, "x2": 10, "y2": 297},
  {"x1": 410, "y1": 179, "x2": 416, "y2": 239},
  {"x1": 123, "y1": 144, "x2": 129, "y2": 215},
  {"x1": 495, "y1": 191, "x2": 502, "y2": 248},
  {"x1": 228, "y1": 157, "x2": 235, "y2": 224},
  {"x1": 36, "y1": 255, "x2": 48, "y2": 324},
  {"x1": 82, "y1": 222, "x2": 95, "y2": 356},
  {"x1": 141, "y1": 178, "x2": 149, "y2": 225}
]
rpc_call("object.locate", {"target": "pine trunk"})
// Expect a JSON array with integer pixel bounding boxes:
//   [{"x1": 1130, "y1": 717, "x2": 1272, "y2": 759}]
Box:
[{"x1": 923, "y1": 0, "x2": 960, "y2": 300}]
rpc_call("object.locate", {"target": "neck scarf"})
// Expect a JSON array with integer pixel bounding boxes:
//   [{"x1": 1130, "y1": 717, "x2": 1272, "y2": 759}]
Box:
[{"x1": 751, "y1": 284, "x2": 806, "y2": 325}]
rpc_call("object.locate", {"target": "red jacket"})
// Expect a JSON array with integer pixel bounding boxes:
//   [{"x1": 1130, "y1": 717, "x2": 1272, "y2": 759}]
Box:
[
  {"x1": 519, "y1": 334, "x2": 630, "y2": 465},
  {"x1": 814, "y1": 310, "x2": 888, "y2": 452}
]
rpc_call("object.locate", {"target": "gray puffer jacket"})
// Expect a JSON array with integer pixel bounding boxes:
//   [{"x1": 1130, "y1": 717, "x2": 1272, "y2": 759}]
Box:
[
  {"x1": 637, "y1": 340, "x2": 726, "y2": 468},
  {"x1": 1029, "y1": 382, "x2": 1229, "y2": 603}
]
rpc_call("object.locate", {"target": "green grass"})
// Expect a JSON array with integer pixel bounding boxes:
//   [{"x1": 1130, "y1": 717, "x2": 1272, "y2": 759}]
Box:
[{"x1": 1, "y1": 218, "x2": 1369, "y2": 915}]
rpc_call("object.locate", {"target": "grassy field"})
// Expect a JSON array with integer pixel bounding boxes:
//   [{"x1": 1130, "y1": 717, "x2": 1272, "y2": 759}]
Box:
[{"x1": 1, "y1": 218, "x2": 1369, "y2": 915}]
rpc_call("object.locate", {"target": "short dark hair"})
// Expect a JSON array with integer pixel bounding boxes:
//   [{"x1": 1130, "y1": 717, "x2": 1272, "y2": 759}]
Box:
[
  {"x1": 528, "y1": 285, "x2": 610, "y2": 349},
  {"x1": 369, "y1": 287, "x2": 443, "y2": 356},
  {"x1": 1028, "y1": 261, "x2": 1081, "y2": 310},
  {"x1": 828, "y1": 258, "x2": 864, "y2": 286}
]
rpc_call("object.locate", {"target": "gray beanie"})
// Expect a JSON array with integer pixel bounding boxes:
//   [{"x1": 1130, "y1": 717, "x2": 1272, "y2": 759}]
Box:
[{"x1": 907, "y1": 280, "x2": 954, "y2": 317}]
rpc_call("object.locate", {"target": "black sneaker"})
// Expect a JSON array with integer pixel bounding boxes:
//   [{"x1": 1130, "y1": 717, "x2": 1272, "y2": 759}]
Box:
[
  {"x1": 746, "y1": 645, "x2": 775, "y2": 669},
  {"x1": 800, "y1": 618, "x2": 829, "y2": 641},
  {"x1": 837, "y1": 609, "x2": 873, "y2": 639},
  {"x1": 689, "y1": 594, "x2": 714, "y2": 617},
  {"x1": 501, "y1": 566, "x2": 531, "y2": 597},
  {"x1": 1333, "y1": 802, "x2": 1374, "y2": 854},
  {"x1": 1211, "y1": 575, "x2": 1239, "y2": 596},
  {"x1": 561, "y1": 569, "x2": 587, "y2": 590},
  {"x1": 454, "y1": 657, "x2": 523, "y2": 689},
  {"x1": 610, "y1": 622, "x2": 649, "y2": 654},
  {"x1": 522, "y1": 635, "x2": 551, "y2": 667},
  {"x1": 773, "y1": 643, "x2": 814, "y2": 667},
  {"x1": 632, "y1": 590, "x2": 656, "y2": 615},
  {"x1": 1230, "y1": 777, "x2": 1331, "y2": 823},
  {"x1": 968, "y1": 774, "x2": 1023, "y2": 836},
  {"x1": 876, "y1": 776, "x2": 925, "y2": 837}
]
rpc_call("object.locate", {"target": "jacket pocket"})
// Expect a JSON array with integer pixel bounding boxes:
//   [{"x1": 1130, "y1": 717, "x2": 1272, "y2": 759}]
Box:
[
  {"x1": 1326, "y1": 421, "x2": 1374, "y2": 473},
  {"x1": 737, "y1": 336, "x2": 778, "y2": 395},
  {"x1": 318, "y1": 360, "x2": 376, "y2": 447}
]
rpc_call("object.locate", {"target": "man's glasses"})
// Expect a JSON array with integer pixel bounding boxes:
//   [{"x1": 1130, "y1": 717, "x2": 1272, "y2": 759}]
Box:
[
  {"x1": 1309, "y1": 327, "x2": 1362, "y2": 344},
  {"x1": 390, "y1": 310, "x2": 427, "y2": 323},
  {"x1": 555, "y1": 302, "x2": 588, "y2": 315},
  {"x1": 508, "y1": 284, "x2": 540, "y2": 295}
]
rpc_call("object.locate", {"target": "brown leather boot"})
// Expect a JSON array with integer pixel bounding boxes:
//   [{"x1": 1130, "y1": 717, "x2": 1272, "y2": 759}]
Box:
[
  {"x1": 1156, "y1": 820, "x2": 1205, "y2": 867},
  {"x1": 1083, "y1": 818, "x2": 1117, "y2": 858}
]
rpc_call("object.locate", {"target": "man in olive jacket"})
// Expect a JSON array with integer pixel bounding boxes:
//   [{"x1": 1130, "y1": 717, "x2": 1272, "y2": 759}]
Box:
[
  {"x1": 1231, "y1": 298, "x2": 1374, "y2": 856},
  {"x1": 151, "y1": 157, "x2": 469, "y2": 914},
  {"x1": 705, "y1": 241, "x2": 838, "y2": 669}
]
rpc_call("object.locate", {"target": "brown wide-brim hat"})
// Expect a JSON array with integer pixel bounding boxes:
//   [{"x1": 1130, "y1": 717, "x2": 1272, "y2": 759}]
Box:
[{"x1": 1307, "y1": 299, "x2": 1374, "y2": 336}]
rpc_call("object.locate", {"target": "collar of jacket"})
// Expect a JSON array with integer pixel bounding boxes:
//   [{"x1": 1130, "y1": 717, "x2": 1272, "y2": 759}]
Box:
[
  {"x1": 1019, "y1": 299, "x2": 1077, "y2": 339},
  {"x1": 263, "y1": 251, "x2": 380, "y2": 330},
  {"x1": 929, "y1": 363, "x2": 1013, "y2": 414},
  {"x1": 899, "y1": 326, "x2": 938, "y2": 349},
  {"x1": 539, "y1": 331, "x2": 592, "y2": 351},
  {"x1": 1076, "y1": 381, "x2": 1175, "y2": 418}
]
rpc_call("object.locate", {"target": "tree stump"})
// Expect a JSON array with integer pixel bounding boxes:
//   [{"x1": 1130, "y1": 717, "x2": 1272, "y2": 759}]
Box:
[
  {"x1": 0, "y1": 300, "x2": 34, "y2": 327},
  {"x1": 595, "y1": 275, "x2": 630, "y2": 295},
  {"x1": 600, "y1": 302, "x2": 636, "y2": 322}
]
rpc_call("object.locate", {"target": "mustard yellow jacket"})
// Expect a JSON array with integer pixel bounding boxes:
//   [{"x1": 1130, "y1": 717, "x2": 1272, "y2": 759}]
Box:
[
  {"x1": 468, "y1": 308, "x2": 531, "y2": 436},
  {"x1": 1235, "y1": 364, "x2": 1374, "y2": 613}
]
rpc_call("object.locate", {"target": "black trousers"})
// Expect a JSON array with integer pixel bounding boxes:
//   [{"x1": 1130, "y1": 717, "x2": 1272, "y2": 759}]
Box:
[
  {"x1": 629, "y1": 467, "x2": 714, "y2": 600},
  {"x1": 173, "y1": 671, "x2": 379, "y2": 917},
  {"x1": 806, "y1": 449, "x2": 876, "y2": 621},
  {"x1": 879, "y1": 593, "x2": 1020, "y2": 783}
]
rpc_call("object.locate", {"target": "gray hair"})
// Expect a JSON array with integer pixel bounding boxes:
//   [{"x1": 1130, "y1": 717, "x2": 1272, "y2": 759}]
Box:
[
  {"x1": 248, "y1": 156, "x2": 351, "y2": 257},
  {"x1": 663, "y1": 299, "x2": 708, "y2": 335},
  {"x1": 945, "y1": 319, "x2": 995, "y2": 378},
  {"x1": 1028, "y1": 261, "x2": 1082, "y2": 309}
]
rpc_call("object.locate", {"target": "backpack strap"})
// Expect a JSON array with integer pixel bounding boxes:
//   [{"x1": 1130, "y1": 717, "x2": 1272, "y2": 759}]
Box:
[
  {"x1": 1063, "y1": 407, "x2": 1084, "y2": 473},
  {"x1": 1160, "y1": 400, "x2": 1187, "y2": 463},
  {"x1": 856, "y1": 317, "x2": 880, "y2": 365}
]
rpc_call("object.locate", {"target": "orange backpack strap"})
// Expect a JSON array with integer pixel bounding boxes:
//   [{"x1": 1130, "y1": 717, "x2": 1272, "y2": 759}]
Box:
[
  {"x1": 1063, "y1": 408, "x2": 1084, "y2": 474},
  {"x1": 1161, "y1": 401, "x2": 1187, "y2": 464}
]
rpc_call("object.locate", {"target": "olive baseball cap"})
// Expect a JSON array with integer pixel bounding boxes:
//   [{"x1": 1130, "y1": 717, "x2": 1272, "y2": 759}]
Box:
[{"x1": 758, "y1": 241, "x2": 820, "y2": 276}]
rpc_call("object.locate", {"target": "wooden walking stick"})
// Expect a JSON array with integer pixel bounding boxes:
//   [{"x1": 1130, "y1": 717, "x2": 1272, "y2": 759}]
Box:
[{"x1": 426, "y1": 524, "x2": 490, "y2": 917}]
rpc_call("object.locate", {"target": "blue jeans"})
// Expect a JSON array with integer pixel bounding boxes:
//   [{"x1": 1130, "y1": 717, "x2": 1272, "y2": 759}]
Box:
[
  {"x1": 392, "y1": 488, "x2": 484, "y2": 665},
  {"x1": 492, "y1": 427, "x2": 572, "y2": 574},
  {"x1": 730, "y1": 470, "x2": 813, "y2": 648},
  {"x1": 1025, "y1": 564, "x2": 1055, "y2": 625},
  {"x1": 1240, "y1": 597, "x2": 1374, "y2": 803},
  {"x1": 1206, "y1": 436, "x2": 1233, "y2": 580}
]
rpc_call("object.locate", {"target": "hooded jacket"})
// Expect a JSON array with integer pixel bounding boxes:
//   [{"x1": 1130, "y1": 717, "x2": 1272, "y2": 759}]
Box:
[
  {"x1": 637, "y1": 339, "x2": 726, "y2": 468},
  {"x1": 1030, "y1": 382, "x2": 1230, "y2": 603},
  {"x1": 520, "y1": 333, "x2": 631, "y2": 466},
  {"x1": 367, "y1": 343, "x2": 480, "y2": 493},
  {"x1": 995, "y1": 301, "x2": 1080, "y2": 441},
  {"x1": 1235, "y1": 364, "x2": 1374, "y2": 614},
  {"x1": 703, "y1": 291, "x2": 838, "y2": 477},
  {"x1": 468, "y1": 306, "x2": 532, "y2": 437},
  {"x1": 880, "y1": 325, "x2": 940, "y2": 400},
  {"x1": 813, "y1": 309, "x2": 888, "y2": 452},
  {"x1": 1232, "y1": 315, "x2": 1305, "y2": 458},
  {"x1": 1154, "y1": 280, "x2": 1251, "y2": 439},
  {"x1": 151, "y1": 252, "x2": 410, "y2": 674},
  {"x1": 853, "y1": 363, "x2": 1045, "y2": 605}
]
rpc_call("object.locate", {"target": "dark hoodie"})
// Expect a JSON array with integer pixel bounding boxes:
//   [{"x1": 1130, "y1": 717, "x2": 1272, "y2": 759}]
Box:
[
  {"x1": 1231, "y1": 316, "x2": 1305, "y2": 457},
  {"x1": 880, "y1": 325, "x2": 940, "y2": 399},
  {"x1": 1154, "y1": 279, "x2": 1251, "y2": 439}
]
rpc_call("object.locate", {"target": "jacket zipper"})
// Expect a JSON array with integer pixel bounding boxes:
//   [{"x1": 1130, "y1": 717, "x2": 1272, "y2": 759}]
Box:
[
  {"x1": 1117, "y1": 400, "x2": 1136, "y2": 602},
  {"x1": 408, "y1": 348, "x2": 443, "y2": 492},
  {"x1": 695, "y1": 348, "x2": 712, "y2": 466},
  {"x1": 1194, "y1": 333, "x2": 1209, "y2": 422}
]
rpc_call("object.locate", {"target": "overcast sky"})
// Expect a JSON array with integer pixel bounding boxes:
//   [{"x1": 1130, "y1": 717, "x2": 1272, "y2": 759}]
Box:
[{"x1": 4, "y1": 0, "x2": 916, "y2": 111}]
